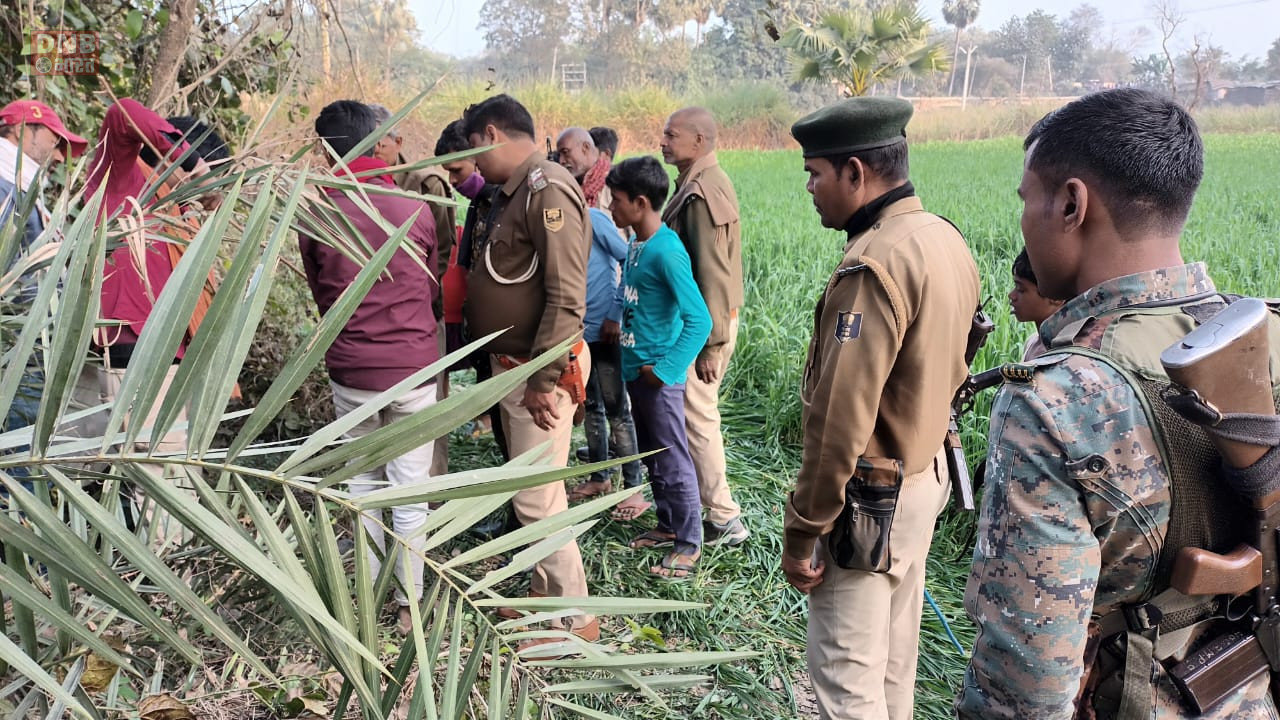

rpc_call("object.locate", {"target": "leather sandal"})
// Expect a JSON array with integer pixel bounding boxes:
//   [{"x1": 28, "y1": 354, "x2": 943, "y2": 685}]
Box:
[
  {"x1": 628, "y1": 529, "x2": 675, "y2": 550},
  {"x1": 650, "y1": 547, "x2": 700, "y2": 580},
  {"x1": 566, "y1": 479, "x2": 612, "y2": 502}
]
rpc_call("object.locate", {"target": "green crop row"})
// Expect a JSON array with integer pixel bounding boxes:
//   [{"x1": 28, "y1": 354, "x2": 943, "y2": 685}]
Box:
[{"x1": 550, "y1": 134, "x2": 1280, "y2": 719}]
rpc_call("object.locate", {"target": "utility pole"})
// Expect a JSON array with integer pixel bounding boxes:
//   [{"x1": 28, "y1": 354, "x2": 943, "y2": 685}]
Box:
[{"x1": 961, "y1": 45, "x2": 977, "y2": 110}]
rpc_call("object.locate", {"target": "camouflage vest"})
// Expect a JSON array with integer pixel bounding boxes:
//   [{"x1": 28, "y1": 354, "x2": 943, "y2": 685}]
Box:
[{"x1": 1042, "y1": 293, "x2": 1280, "y2": 718}]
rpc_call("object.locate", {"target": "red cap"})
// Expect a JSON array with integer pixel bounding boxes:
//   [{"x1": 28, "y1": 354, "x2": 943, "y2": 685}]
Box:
[{"x1": 0, "y1": 99, "x2": 90, "y2": 158}]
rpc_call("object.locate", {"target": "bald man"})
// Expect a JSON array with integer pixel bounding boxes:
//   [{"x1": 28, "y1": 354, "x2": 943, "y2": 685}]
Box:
[
  {"x1": 555, "y1": 127, "x2": 612, "y2": 211},
  {"x1": 657, "y1": 107, "x2": 748, "y2": 545},
  {"x1": 553, "y1": 126, "x2": 644, "y2": 508}
]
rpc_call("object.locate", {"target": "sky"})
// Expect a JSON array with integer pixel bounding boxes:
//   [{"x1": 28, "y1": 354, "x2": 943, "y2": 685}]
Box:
[{"x1": 409, "y1": 0, "x2": 1279, "y2": 63}]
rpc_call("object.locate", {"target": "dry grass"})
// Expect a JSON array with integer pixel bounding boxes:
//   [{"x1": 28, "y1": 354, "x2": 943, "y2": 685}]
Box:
[{"x1": 245, "y1": 77, "x2": 1280, "y2": 158}]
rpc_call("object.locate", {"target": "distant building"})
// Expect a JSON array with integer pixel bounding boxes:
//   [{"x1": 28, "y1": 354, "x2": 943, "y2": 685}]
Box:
[{"x1": 1210, "y1": 81, "x2": 1280, "y2": 106}]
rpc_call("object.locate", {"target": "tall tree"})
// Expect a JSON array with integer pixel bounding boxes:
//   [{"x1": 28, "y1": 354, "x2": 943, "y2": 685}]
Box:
[
  {"x1": 698, "y1": 0, "x2": 794, "y2": 82},
  {"x1": 360, "y1": 0, "x2": 418, "y2": 83},
  {"x1": 1054, "y1": 4, "x2": 1101, "y2": 85},
  {"x1": 146, "y1": 0, "x2": 199, "y2": 110},
  {"x1": 652, "y1": 0, "x2": 699, "y2": 41},
  {"x1": 1131, "y1": 52, "x2": 1170, "y2": 90},
  {"x1": 1153, "y1": 0, "x2": 1184, "y2": 98},
  {"x1": 478, "y1": 0, "x2": 574, "y2": 81},
  {"x1": 942, "y1": 0, "x2": 980, "y2": 96},
  {"x1": 693, "y1": 0, "x2": 728, "y2": 43},
  {"x1": 1267, "y1": 36, "x2": 1280, "y2": 78},
  {"x1": 991, "y1": 10, "x2": 1061, "y2": 94},
  {"x1": 778, "y1": 3, "x2": 949, "y2": 97}
]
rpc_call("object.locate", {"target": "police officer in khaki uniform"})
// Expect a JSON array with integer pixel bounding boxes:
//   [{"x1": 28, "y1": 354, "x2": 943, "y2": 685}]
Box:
[
  {"x1": 782, "y1": 98, "x2": 979, "y2": 720},
  {"x1": 461, "y1": 94, "x2": 597, "y2": 643},
  {"x1": 658, "y1": 107, "x2": 749, "y2": 544}
]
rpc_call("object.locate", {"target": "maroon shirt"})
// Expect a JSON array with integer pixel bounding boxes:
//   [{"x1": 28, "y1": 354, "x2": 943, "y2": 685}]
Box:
[
  {"x1": 299, "y1": 156, "x2": 440, "y2": 391},
  {"x1": 83, "y1": 98, "x2": 192, "y2": 349}
]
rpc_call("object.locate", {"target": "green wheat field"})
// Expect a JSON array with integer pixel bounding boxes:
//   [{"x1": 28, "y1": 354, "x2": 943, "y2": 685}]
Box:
[{"x1": 446, "y1": 134, "x2": 1280, "y2": 719}]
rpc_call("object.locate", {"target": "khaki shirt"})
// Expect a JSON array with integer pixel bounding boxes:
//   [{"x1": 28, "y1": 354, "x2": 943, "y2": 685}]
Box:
[
  {"x1": 465, "y1": 151, "x2": 589, "y2": 393},
  {"x1": 784, "y1": 196, "x2": 980, "y2": 560},
  {"x1": 662, "y1": 152, "x2": 744, "y2": 361},
  {"x1": 397, "y1": 159, "x2": 455, "y2": 283}
]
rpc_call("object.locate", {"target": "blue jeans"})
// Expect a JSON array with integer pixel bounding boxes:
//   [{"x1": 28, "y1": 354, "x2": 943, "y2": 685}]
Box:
[
  {"x1": 627, "y1": 379, "x2": 702, "y2": 550},
  {"x1": 584, "y1": 341, "x2": 642, "y2": 487}
]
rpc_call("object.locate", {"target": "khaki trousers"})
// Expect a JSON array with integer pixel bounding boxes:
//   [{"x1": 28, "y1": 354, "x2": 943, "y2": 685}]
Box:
[
  {"x1": 807, "y1": 450, "x2": 951, "y2": 720},
  {"x1": 67, "y1": 363, "x2": 194, "y2": 549},
  {"x1": 684, "y1": 314, "x2": 742, "y2": 525},
  {"x1": 492, "y1": 347, "x2": 592, "y2": 629}
]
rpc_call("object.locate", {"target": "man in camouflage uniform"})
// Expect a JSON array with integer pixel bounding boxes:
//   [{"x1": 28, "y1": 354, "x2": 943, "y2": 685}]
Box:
[{"x1": 957, "y1": 88, "x2": 1279, "y2": 718}]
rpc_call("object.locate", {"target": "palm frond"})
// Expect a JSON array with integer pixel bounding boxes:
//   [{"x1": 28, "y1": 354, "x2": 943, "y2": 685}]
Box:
[{"x1": 0, "y1": 94, "x2": 757, "y2": 718}]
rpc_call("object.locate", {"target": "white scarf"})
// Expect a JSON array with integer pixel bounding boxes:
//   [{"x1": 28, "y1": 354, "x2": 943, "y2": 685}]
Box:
[{"x1": 0, "y1": 136, "x2": 40, "y2": 191}]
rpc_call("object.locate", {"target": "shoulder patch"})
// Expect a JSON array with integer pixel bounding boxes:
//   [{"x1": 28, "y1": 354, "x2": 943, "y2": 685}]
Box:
[
  {"x1": 543, "y1": 207, "x2": 564, "y2": 232},
  {"x1": 529, "y1": 166, "x2": 548, "y2": 192},
  {"x1": 835, "y1": 311, "x2": 863, "y2": 344}
]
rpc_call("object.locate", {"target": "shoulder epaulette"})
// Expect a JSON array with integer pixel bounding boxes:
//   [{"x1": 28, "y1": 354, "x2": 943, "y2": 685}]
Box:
[{"x1": 528, "y1": 166, "x2": 548, "y2": 193}]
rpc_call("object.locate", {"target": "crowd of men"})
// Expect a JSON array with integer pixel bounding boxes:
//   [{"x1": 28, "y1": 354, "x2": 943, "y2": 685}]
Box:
[{"x1": 3, "y1": 85, "x2": 1279, "y2": 719}]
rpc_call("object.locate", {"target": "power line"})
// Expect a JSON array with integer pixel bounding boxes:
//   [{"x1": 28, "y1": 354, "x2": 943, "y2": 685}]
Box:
[{"x1": 1111, "y1": 0, "x2": 1275, "y2": 25}]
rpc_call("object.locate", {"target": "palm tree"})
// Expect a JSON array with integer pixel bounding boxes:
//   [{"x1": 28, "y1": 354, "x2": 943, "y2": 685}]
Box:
[
  {"x1": 0, "y1": 92, "x2": 753, "y2": 717},
  {"x1": 779, "y1": 3, "x2": 950, "y2": 97},
  {"x1": 693, "y1": 0, "x2": 727, "y2": 44},
  {"x1": 942, "y1": 0, "x2": 981, "y2": 96}
]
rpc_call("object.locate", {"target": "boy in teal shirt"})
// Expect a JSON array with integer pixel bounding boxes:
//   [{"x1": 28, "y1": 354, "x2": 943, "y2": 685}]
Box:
[{"x1": 607, "y1": 157, "x2": 712, "y2": 579}]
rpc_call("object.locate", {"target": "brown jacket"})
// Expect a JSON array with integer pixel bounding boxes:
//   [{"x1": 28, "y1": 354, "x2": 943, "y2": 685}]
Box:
[
  {"x1": 784, "y1": 196, "x2": 979, "y2": 560},
  {"x1": 662, "y1": 152, "x2": 743, "y2": 361},
  {"x1": 465, "y1": 151, "x2": 589, "y2": 393},
  {"x1": 397, "y1": 158, "x2": 455, "y2": 283}
]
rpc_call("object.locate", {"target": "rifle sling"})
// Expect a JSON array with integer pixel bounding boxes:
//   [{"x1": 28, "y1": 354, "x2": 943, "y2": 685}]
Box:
[
  {"x1": 1098, "y1": 588, "x2": 1225, "y2": 720},
  {"x1": 1053, "y1": 343, "x2": 1249, "y2": 718},
  {"x1": 1164, "y1": 388, "x2": 1280, "y2": 448},
  {"x1": 1095, "y1": 587, "x2": 1223, "y2": 641}
]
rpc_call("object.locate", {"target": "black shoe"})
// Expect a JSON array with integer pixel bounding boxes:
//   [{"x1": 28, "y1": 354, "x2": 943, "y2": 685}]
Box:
[{"x1": 575, "y1": 446, "x2": 590, "y2": 463}]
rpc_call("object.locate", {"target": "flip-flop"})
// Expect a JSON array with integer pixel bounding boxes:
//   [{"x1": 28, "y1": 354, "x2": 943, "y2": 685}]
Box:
[
  {"x1": 566, "y1": 480, "x2": 612, "y2": 502},
  {"x1": 610, "y1": 497, "x2": 652, "y2": 522},
  {"x1": 628, "y1": 529, "x2": 676, "y2": 550},
  {"x1": 651, "y1": 548, "x2": 700, "y2": 580}
]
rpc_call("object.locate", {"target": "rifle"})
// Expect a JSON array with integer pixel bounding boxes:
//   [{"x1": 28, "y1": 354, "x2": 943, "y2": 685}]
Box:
[
  {"x1": 1158, "y1": 297, "x2": 1280, "y2": 712},
  {"x1": 546, "y1": 136, "x2": 557, "y2": 162},
  {"x1": 946, "y1": 301, "x2": 996, "y2": 511}
]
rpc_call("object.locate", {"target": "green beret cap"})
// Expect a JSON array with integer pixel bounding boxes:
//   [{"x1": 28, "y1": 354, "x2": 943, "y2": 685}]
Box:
[{"x1": 791, "y1": 97, "x2": 914, "y2": 158}]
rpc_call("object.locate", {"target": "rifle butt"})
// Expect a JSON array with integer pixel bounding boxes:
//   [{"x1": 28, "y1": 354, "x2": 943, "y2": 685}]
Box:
[{"x1": 1161, "y1": 297, "x2": 1273, "y2": 471}]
